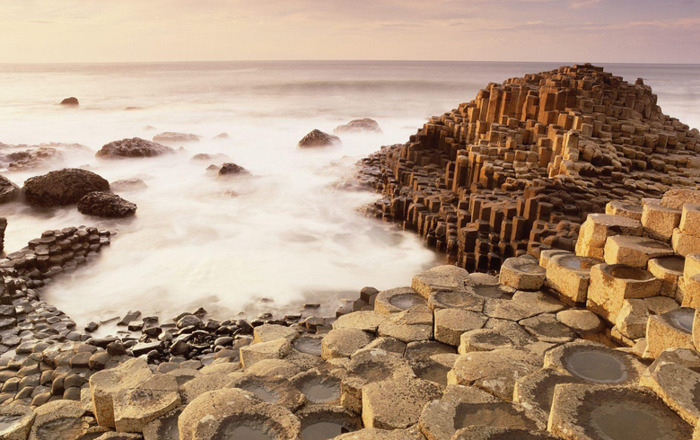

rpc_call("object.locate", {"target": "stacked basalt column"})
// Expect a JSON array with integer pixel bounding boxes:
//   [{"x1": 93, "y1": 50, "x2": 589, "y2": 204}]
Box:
[
  {"x1": 0, "y1": 226, "x2": 113, "y2": 301},
  {"x1": 360, "y1": 64, "x2": 700, "y2": 272}
]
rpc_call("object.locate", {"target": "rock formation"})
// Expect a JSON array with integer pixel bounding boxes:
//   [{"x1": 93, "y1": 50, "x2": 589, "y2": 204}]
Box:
[
  {"x1": 0, "y1": 175, "x2": 19, "y2": 203},
  {"x1": 96, "y1": 138, "x2": 175, "y2": 159},
  {"x1": 60, "y1": 97, "x2": 79, "y2": 106},
  {"x1": 298, "y1": 129, "x2": 341, "y2": 148},
  {"x1": 217, "y1": 162, "x2": 249, "y2": 177},
  {"x1": 78, "y1": 192, "x2": 137, "y2": 218},
  {"x1": 359, "y1": 64, "x2": 700, "y2": 273},
  {"x1": 334, "y1": 118, "x2": 382, "y2": 134},
  {"x1": 0, "y1": 143, "x2": 88, "y2": 171},
  {"x1": 22, "y1": 168, "x2": 110, "y2": 207},
  {"x1": 0, "y1": 218, "x2": 6, "y2": 254}
]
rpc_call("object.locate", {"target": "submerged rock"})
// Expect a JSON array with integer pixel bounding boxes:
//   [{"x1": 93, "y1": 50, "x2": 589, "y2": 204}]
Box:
[
  {"x1": 23, "y1": 168, "x2": 110, "y2": 207},
  {"x1": 96, "y1": 138, "x2": 175, "y2": 159},
  {"x1": 78, "y1": 191, "x2": 137, "y2": 218},
  {"x1": 0, "y1": 175, "x2": 19, "y2": 203},
  {"x1": 298, "y1": 129, "x2": 341, "y2": 148},
  {"x1": 334, "y1": 118, "x2": 382, "y2": 134},
  {"x1": 214, "y1": 132, "x2": 230, "y2": 139},
  {"x1": 60, "y1": 97, "x2": 79, "y2": 106},
  {"x1": 153, "y1": 132, "x2": 200, "y2": 143},
  {"x1": 217, "y1": 162, "x2": 249, "y2": 177},
  {"x1": 110, "y1": 178, "x2": 148, "y2": 192}
]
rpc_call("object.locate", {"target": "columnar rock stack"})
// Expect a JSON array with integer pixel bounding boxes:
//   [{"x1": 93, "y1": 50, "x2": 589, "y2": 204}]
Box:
[
  {"x1": 535, "y1": 187, "x2": 700, "y2": 362},
  {"x1": 360, "y1": 64, "x2": 700, "y2": 272}
]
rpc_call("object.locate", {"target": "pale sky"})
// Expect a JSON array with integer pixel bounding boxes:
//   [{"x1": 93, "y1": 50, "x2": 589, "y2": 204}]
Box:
[{"x1": 1, "y1": 0, "x2": 699, "y2": 63}]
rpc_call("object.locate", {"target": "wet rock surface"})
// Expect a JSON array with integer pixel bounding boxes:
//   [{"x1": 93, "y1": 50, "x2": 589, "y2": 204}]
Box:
[
  {"x1": 298, "y1": 129, "x2": 341, "y2": 148},
  {"x1": 22, "y1": 168, "x2": 110, "y2": 207},
  {"x1": 78, "y1": 192, "x2": 137, "y2": 218}
]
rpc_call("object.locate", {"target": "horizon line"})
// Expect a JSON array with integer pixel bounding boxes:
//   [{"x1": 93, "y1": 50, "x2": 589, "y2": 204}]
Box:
[{"x1": 1, "y1": 59, "x2": 700, "y2": 67}]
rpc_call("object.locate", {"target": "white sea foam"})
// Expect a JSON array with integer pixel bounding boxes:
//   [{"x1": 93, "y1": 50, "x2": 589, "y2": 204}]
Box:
[{"x1": 0, "y1": 61, "x2": 697, "y2": 326}]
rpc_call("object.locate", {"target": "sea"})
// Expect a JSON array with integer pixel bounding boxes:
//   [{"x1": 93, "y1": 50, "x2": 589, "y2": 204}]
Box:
[{"x1": 0, "y1": 61, "x2": 698, "y2": 327}]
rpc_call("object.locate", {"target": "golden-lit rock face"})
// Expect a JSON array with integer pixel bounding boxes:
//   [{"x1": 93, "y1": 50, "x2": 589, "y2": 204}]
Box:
[{"x1": 359, "y1": 64, "x2": 700, "y2": 273}]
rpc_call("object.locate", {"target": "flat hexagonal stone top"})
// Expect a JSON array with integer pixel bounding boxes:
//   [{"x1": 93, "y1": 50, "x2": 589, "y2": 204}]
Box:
[
  {"x1": 178, "y1": 388, "x2": 300, "y2": 440},
  {"x1": 544, "y1": 341, "x2": 644, "y2": 385},
  {"x1": 549, "y1": 384, "x2": 693, "y2": 440}
]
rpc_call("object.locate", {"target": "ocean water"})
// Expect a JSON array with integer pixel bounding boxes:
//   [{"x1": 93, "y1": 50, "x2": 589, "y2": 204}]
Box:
[{"x1": 0, "y1": 61, "x2": 698, "y2": 326}]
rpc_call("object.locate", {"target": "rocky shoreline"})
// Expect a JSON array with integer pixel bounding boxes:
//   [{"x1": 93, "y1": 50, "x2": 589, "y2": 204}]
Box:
[{"x1": 0, "y1": 64, "x2": 698, "y2": 439}]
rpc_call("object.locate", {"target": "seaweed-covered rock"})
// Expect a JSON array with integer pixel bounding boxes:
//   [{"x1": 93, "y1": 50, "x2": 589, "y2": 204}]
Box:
[
  {"x1": 96, "y1": 138, "x2": 174, "y2": 159},
  {"x1": 23, "y1": 168, "x2": 110, "y2": 207},
  {"x1": 78, "y1": 192, "x2": 137, "y2": 218},
  {"x1": 298, "y1": 129, "x2": 340, "y2": 148}
]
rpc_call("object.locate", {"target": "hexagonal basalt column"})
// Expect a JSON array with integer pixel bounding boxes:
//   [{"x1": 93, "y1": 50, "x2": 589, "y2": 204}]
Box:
[
  {"x1": 605, "y1": 200, "x2": 643, "y2": 220},
  {"x1": 499, "y1": 256, "x2": 546, "y2": 291},
  {"x1": 296, "y1": 405, "x2": 361, "y2": 439},
  {"x1": 576, "y1": 213, "x2": 643, "y2": 259},
  {"x1": 178, "y1": 388, "x2": 301, "y2": 440},
  {"x1": 374, "y1": 287, "x2": 426, "y2": 315},
  {"x1": 586, "y1": 263, "x2": 662, "y2": 323},
  {"x1": 603, "y1": 235, "x2": 674, "y2": 268},
  {"x1": 642, "y1": 199, "x2": 682, "y2": 241},
  {"x1": 644, "y1": 307, "x2": 695, "y2": 358},
  {"x1": 641, "y1": 348, "x2": 700, "y2": 426},
  {"x1": 419, "y1": 385, "x2": 540, "y2": 440},
  {"x1": 544, "y1": 341, "x2": 644, "y2": 385},
  {"x1": 546, "y1": 254, "x2": 601, "y2": 305},
  {"x1": 411, "y1": 265, "x2": 472, "y2": 299},
  {"x1": 448, "y1": 348, "x2": 542, "y2": 400},
  {"x1": 648, "y1": 256, "x2": 685, "y2": 300},
  {"x1": 548, "y1": 384, "x2": 693, "y2": 440}
]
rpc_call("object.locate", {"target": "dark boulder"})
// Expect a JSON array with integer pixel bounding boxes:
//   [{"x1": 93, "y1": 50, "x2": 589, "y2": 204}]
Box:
[
  {"x1": 96, "y1": 137, "x2": 175, "y2": 159},
  {"x1": 60, "y1": 97, "x2": 79, "y2": 106},
  {"x1": 0, "y1": 175, "x2": 19, "y2": 203},
  {"x1": 218, "y1": 163, "x2": 249, "y2": 176},
  {"x1": 78, "y1": 191, "x2": 136, "y2": 218},
  {"x1": 153, "y1": 132, "x2": 200, "y2": 143},
  {"x1": 23, "y1": 168, "x2": 110, "y2": 207},
  {"x1": 297, "y1": 129, "x2": 341, "y2": 148},
  {"x1": 334, "y1": 118, "x2": 382, "y2": 134}
]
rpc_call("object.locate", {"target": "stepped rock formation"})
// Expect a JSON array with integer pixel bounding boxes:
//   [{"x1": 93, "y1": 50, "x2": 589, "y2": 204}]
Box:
[{"x1": 360, "y1": 64, "x2": 700, "y2": 273}]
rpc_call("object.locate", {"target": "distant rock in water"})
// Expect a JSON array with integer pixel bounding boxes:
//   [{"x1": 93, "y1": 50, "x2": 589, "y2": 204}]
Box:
[
  {"x1": 23, "y1": 168, "x2": 110, "y2": 207},
  {"x1": 111, "y1": 178, "x2": 148, "y2": 192},
  {"x1": 60, "y1": 97, "x2": 79, "y2": 106},
  {"x1": 78, "y1": 191, "x2": 137, "y2": 218},
  {"x1": 191, "y1": 153, "x2": 228, "y2": 162},
  {"x1": 153, "y1": 132, "x2": 200, "y2": 143},
  {"x1": 214, "y1": 132, "x2": 230, "y2": 139},
  {"x1": 298, "y1": 129, "x2": 341, "y2": 148},
  {"x1": 334, "y1": 118, "x2": 382, "y2": 134},
  {"x1": 0, "y1": 175, "x2": 19, "y2": 203},
  {"x1": 0, "y1": 143, "x2": 88, "y2": 171},
  {"x1": 96, "y1": 138, "x2": 175, "y2": 159},
  {"x1": 218, "y1": 162, "x2": 249, "y2": 176}
]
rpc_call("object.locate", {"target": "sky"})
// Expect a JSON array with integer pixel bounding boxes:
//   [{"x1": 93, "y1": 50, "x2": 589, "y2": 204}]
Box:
[{"x1": 0, "y1": 0, "x2": 699, "y2": 63}]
